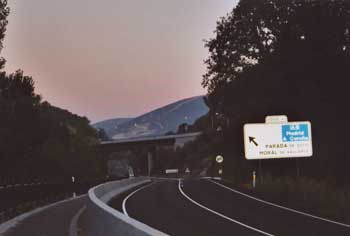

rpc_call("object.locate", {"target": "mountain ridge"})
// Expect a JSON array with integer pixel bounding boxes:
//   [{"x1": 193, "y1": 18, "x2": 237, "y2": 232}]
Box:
[{"x1": 92, "y1": 95, "x2": 208, "y2": 139}]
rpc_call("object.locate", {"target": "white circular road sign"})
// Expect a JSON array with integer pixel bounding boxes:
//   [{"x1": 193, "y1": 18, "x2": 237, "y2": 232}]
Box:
[{"x1": 216, "y1": 155, "x2": 224, "y2": 163}]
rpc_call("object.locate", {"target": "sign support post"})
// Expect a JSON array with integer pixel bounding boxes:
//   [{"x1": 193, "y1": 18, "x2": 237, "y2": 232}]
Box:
[
  {"x1": 253, "y1": 171, "x2": 256, "y2": 188},
  {"x1": 216, "y1": 155, "x2": 224, "y2": 176}
]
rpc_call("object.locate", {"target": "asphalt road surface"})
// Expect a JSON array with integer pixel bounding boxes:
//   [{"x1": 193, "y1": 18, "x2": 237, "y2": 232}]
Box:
[
  {"x1": 113, "y1": 179, "x2": 350, "y2": 236},
  {"x1": 0, "y1": 195, "x2": 86, "y2": 236}
]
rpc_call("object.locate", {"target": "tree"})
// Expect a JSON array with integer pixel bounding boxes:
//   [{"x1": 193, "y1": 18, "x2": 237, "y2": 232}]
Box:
[
  {"x1": 203, "y1": 0, "x2": 350, "y2": 114},
  {"x1": 0, "y1": 0, "x2": 8, "y2": 69},
  {"x1": 202, "y1": 0, "x2": 350, "y2": 184},
  {"x1": 0, "y1": 71, "x2": 42, "y2": 179},
  {"x1": 177, "y1": 123, "x2": 189, "y2": 134},
  {"x1": 0, "y1": 1, "x2": 104, "y2": 182},
  {"x1": 97, "y1": 128, "x2": 110, "y2": 141}
]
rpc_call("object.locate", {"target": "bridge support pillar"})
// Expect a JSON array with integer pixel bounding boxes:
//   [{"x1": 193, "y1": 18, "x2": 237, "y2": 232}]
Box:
[{"x1": 147, "y1": 151, "x2": 154, "y2": 176}]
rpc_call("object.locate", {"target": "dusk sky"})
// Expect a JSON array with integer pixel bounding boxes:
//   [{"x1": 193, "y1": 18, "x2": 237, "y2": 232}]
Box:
[{"x1": 2, "y1": 0, "x2": 238, "y2": 123}]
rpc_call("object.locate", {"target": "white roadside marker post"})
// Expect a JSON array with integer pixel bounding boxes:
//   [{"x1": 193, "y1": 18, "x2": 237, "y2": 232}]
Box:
[{"x1": 72, "y1": 176, "x2": 76, "y2": 198}]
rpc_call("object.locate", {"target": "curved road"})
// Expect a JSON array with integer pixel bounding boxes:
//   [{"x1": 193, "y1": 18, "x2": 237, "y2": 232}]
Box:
[
  {"x1": 0, "y1": 196, "x2": 86, "y2": 236},
  {"x1": 114, "y1": 179, "x2": 349, "y2": 236}
]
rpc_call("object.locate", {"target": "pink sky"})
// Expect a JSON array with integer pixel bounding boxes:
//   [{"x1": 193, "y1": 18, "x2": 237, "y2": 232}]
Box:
[{"x1": 2, "y1": 0, "x2": 237, "y2": 123}]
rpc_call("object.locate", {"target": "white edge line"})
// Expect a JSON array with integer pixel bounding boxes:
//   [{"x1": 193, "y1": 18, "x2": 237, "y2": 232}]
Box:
[
  {"x1": 122, "y1": 183, "x2": 154, "y2": 217},
  {"x1": 69, "y1": 206, "x2": 86, "y2": 236},
  {"x1": 88, "y1": 179, "x2": 169, "y2": 236},
  {"x1": 0, "y1": 195, "x2": 86, "y2": 234},
  {"x1": 178, "y1": 180, "x2": 274, "y2": 236},
  {"x1": 208, "y1": 179, "x2": 350, "y2": 228}
]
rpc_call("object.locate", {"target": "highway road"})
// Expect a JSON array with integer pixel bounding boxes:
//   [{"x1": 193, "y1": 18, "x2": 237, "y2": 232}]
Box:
[
  {"x1": 0, "y1": 195, "x2": 86, "y2": 236},
  {"x1": 111, "y1": 178, "x2": 350, "y2": 236}
]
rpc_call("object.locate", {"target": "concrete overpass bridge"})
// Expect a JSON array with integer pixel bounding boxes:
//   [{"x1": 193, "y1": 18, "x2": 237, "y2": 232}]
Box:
[{"x1": 97, "y1": 132, "x2": 201, "y2": 176}]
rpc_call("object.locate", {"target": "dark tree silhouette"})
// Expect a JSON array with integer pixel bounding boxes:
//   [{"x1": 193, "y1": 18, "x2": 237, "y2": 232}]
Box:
[
  {"x1": 202, "y1": 0, "x2": 350, "y2": 184},
  {"x1": 0, "y1": 2, "x2": 104, "y2": 182},
  {"x1": 0, "y1": 0, "x2": 9, "y2": 69}
]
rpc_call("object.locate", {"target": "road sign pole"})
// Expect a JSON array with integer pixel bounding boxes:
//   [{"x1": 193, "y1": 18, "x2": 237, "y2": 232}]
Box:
[{"x1": 216, "y1": 155, "x2": 224, "y2": 176}]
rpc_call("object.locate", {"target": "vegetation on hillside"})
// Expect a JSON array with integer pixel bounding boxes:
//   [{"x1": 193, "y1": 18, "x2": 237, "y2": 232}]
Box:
[
  {"x1": 171, "y1": 0, "x2": 350, "y2": 223},
  {"x1": 0, "y1": 1, "x2": 104, "y2": 183},
  {"x1": 200, "y1": 0, "x2": 350, "y2": 185}
]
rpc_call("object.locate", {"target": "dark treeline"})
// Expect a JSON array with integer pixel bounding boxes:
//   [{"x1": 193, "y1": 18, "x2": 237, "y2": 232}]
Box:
[
  {"x1": 175, "y1": 1, "x2": 350, "y2": 221},
  {"x1": 0, "y1": 1, "x2": 104, "y2": 183},
  {"x1": 0, "y1": 72, "x2": 105, "y2": 183},
  {"x1": 180, "y1": 0, "x2": 350, "y2": 186}
]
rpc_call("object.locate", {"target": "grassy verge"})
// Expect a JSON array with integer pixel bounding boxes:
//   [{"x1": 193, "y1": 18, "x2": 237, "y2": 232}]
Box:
[{"x1": 245, "y1": 176, "x2": 350, "y2": 224}]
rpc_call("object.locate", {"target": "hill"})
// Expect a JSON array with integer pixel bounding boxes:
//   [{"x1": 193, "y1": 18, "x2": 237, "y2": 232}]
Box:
[
  {"x1": 93, "y1": 96, "x2": 208, "y2": 139},
  {"x1": 93, "y1": 118, "x2": 133, "y2": 138}
]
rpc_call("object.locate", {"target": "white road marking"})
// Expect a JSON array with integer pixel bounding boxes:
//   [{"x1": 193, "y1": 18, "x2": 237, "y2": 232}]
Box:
[
  {"x1": 178, "y1": 180, "x2": 274, "y2": 236},
  {"x1": 208, "y1": 179, "x2": 350, "y2": 228},
  {"x1": 0, "y1": 195, "x2": 86, "y2": 235},
  {"x1": 69, "y1": 206, "x2": 86, "y2": 236},
  {"x1": 122, "y1": 183, "x2": 154, "y2": 217}
]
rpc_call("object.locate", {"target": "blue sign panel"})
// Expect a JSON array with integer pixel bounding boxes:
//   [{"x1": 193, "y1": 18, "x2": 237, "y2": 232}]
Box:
[{"x1": 282, "y1": 124, "x2": 309, "y2": 142}]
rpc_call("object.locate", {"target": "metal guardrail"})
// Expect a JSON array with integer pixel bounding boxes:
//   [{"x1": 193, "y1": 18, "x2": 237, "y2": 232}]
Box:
[{"x1": 0, "y1": 178, "x2": 119, "y2": 224}]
